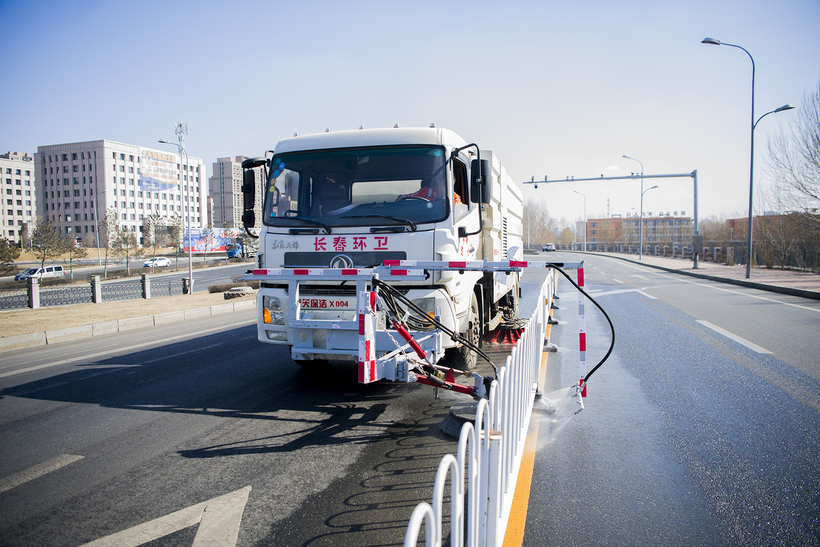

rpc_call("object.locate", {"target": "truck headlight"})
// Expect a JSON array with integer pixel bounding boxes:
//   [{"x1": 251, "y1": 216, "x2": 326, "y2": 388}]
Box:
[
  {"x1": 411, "y1": 297, "x2": 437, "y2": 322},
  {"x1": 263, "y1": 296, "x2": 285, "y2": 325}
]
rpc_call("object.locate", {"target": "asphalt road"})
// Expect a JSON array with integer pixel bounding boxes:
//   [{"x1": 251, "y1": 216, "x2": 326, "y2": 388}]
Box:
[
  {"x1": 0, "y1": 307, "x2": 477, "y2": 546},
  {"x1": 2, "y1": 254, "x2": 819, "y2": 546},
  {"x1": 524, "y1": 252, "x2": 820, "y2": 546}
]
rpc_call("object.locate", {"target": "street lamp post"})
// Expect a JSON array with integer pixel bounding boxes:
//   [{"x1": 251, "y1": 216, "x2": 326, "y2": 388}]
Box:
[
  {"x1": 159, "y1": 125, "x2": 194, "y2": 294},
  {"x1": 641, "y1": 184, "x2": 659, "y2": 255},
  {"x1": 574, "y1": 190, "x2": 586, "y2": 251},
  {"x1": 623, "y1": 155, "x2": 651, "y2": 259},
  {"x1": 701, "y1": 38, "x2": 794, "y2": 278}
]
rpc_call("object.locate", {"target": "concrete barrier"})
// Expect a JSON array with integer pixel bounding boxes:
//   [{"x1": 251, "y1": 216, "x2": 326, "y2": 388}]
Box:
[
  {"x1": 45, "y1": 324, "x2": 93, "y2": 344},
  {"x1": 0, "y1": 332, "x2": 47, "y2": 351},
  {"x1": 92, "y1": 320, "x2": 120, "y2": 336},
  {"x1": 154, "y1": 310, "x2": 186, "y2": 325},
  {"x1": 118, "y1": 316, "x2": 155, "y2": 331}
]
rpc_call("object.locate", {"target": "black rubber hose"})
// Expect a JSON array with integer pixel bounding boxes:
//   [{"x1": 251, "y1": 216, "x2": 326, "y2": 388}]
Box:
[
  {"x1": 547, "y1": 265, "x2": 615, "y2": 385},
  {"x1": 372, "y1": 279, "x2": 499, "y2": 376}
]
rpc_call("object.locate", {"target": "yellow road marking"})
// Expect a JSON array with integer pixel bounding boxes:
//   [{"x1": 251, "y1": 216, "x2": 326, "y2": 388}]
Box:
[{"x1": 503, "y1": 315, "x2": 553, "y2": 546}]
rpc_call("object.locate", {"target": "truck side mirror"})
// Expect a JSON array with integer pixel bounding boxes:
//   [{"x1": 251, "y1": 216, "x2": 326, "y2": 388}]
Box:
[
  {"x1": 241, "y1": 157, "x2": 267, "y2": 231},
  {"x1": 470, "y1": 159, "x2": 492, "y2": 204},
  {"x1": 241, "y1": 169, "x2": 257, "y2": 230}
]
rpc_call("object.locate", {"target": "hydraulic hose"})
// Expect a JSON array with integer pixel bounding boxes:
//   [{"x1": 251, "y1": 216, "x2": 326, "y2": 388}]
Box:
[
  {"x1": 372, "y1": 279, "x2": 499, "y2": 377},
  {"x1": 547, "y1": 265, "x2": 615, "y2": 385}
]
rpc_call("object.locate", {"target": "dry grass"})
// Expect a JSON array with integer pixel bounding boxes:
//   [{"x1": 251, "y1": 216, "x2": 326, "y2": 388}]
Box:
[{"x1": 0, "y1": 291, "x2": 255, "y2": 338}]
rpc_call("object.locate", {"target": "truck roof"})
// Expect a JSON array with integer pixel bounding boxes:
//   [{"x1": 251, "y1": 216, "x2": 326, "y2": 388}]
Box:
[{"x1": 273, "y1": 127, "x2": 469, "y2": 155}]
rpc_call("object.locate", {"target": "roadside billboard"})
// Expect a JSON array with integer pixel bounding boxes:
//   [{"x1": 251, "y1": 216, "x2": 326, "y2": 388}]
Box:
[
  {"x1": 139, "y1": 149, "x2": 179, "y2": 192},
  {"x1": 183, "y1": 228, "x2": 258, "y2": 253}
]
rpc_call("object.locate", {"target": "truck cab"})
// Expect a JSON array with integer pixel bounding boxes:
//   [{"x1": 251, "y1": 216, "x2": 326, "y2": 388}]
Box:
[{"x1": 244, "y1": 127, "x2": 523, "y2": 369}]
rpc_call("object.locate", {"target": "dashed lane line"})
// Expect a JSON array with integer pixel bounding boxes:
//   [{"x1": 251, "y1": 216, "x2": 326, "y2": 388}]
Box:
[{"x1": 697, "y1": 320, "x2": 773, "y2": 354}]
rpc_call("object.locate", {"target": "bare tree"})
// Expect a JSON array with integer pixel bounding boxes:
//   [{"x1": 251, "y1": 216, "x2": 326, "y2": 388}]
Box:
[
  {"x1": 522, "y1": 199, "x2": 557, "y2": 250},
  {"x1": 0, "y1": 237, "x2": 20, "y2": 275},
  {"x1": 766, "y1": 79, "x2": 820, "y2": 218},
  {"x1": 61, "y1": 237, "x2": 88, "y2": 280},
  {"x1": 31, "y1": 218, "x2": 64, "y2": 269},
  {"x1": 112, "y1": 225, "x2": 141, "y2": 275},
  {"x1": 559, "y1": 228, "x2": 574, "y2": 247},
  {"x1": 98, "y1": 208, "x2": 118, "y2": 277},
  {"x1": 143, "y1": 211, "x2": 167, "y2": 268},
  {"x1": 167, "y1": 213, "x2": 183, "y2": 268}
]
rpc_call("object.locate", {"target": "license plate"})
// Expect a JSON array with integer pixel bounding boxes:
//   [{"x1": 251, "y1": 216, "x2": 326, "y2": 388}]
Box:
[{"x1": 298, "y1": 298, "x2": 353, "y2": 309}]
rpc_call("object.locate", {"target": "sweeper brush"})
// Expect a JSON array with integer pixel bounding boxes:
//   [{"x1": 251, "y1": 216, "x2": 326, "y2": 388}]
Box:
[{"x1": 483, "y1": 319, "x2": 528, "y2": 345}]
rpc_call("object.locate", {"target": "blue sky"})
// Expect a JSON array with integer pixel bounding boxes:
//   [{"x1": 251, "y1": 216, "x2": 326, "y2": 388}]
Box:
[{"x1": 1, "y1": 0, "x2": 818, "y2": 226}]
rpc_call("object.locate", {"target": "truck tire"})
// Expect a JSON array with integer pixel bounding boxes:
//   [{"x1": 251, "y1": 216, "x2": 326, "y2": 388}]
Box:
[{"x1": 443, "y1": 293, "x2": 480, "y2": 371}]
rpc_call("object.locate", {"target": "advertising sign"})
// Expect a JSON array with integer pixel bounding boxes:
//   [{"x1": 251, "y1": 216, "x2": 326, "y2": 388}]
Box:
[
  {"x1": 183, "y1": 228, "x2": 258, "y2": 253},
  {"x1": 139, "y1": 149, "x2": 179, "y2": 192}
]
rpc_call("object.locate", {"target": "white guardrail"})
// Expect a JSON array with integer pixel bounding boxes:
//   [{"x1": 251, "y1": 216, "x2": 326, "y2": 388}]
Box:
[{"x1": 403, "y1": 266, "x2": 574, "y2": 547}]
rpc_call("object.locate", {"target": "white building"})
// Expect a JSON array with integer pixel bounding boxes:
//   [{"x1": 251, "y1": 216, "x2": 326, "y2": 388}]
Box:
[
  {"x1": 34, "y1": 140, "x2": 206, "y2": 245},
  {"x1": 0, "y1": 152, "x2": 36, "y2": 242},
  {"x1": 208, "y1": 156, "x2": 263, "y2": 229}
]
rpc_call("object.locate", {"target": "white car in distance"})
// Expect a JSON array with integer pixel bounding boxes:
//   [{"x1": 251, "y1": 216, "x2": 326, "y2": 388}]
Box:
[{"x1": 143, "y1": 257, "x2": 172, "y2": 268}]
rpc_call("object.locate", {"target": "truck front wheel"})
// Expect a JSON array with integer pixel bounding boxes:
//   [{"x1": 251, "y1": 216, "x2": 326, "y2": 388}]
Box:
[{"x1": 443, "y1": 293, "x2": 480, "y2": 371}]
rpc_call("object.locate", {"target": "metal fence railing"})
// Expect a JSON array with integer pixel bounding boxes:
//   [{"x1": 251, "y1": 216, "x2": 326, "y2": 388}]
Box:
[
  {"x1": 40, "y1": 286, "x2": 93, "y2": 307},
  {"x1": 150, "y1": 280, "x2": 186, "y2": 298},
  {"x1": 0, "y1": 289, "x2": 28, "y2": 310},
  {"x1": 404, "y1": 265, "x2": 586, "y2": 547},
  {"x1": 1, "y1": 275, "x2": 191, "y2": 310},
  {"x1": 101, "y1": 282, "x2": 143, "y2": 302}
]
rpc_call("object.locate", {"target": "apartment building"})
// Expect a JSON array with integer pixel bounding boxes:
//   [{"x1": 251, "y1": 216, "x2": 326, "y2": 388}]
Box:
[
  {"x1": 208, "y1": 156, "x2": 263, "y2": 229},
  {"x1": 34, "y1": 140, "x2": 206, "y2": 245},
  {"x1": 0, "y1": 152, "x2": 36, "y2": 242},
  {"x1": 584, "y1": 211, "x2": 693, "y2": 247}
]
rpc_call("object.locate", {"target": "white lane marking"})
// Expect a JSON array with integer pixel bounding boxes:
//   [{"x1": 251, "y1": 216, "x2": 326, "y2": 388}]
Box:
[
  {"x1": 697, "y1": 320, "x2": 773, "y2": 354},
  {"x1": 632, "y1": 274, "x2": 671, "y2": 281},
  {"x1": 0, "y1": 454, "x2": 84, "y2": 494},
  {"x1": 80, "y1": 486, "x2": 252, "y2": 547},
  {"x1": 138, "y1": 343, "x2": 223, "y2": 365},
  {"x1": 0, "y1": 321, "x2": 255, "y2": 379},
  {"x1": 685, "y1": 280, "x2": 820, "y2": 314},
  {"x1": 598, "y1": 255, "x2": 820, "y2": 314},
  {"x1": 611, "y1": 278, "x2": 623, "y2": 284},
  {"x1": 586, "y1": 287, "x2": 660, "y2": 299}
]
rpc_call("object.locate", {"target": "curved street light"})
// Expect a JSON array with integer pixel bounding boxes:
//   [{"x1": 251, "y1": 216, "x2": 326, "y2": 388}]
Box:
[
  {"x1": 158, "y1": 136, "x2": 194, "y2": 294},
  {"x1": 641, "y1": 185, "x2": 659, "y2": 257},
  {"x1": 701, "y1": 38, "x2": 794, "y2": 278},
  {"x1": 623, "y1": 155, "x2": 649, "y2": 259}
]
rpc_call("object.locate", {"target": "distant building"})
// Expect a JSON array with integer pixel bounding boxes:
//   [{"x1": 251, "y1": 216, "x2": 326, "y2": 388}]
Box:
[
  {"x1": 34, "y1": 140, "x2": 206, "y2": 245},
  {"x1": 583, "y1": 212, "x2": 693, "y2": 249},
  {"x1": 0, "y1": 152, "x2": 36, "y2": 242},
  {"x1": 208, "y1": 156, "x2": 263, "y2": 229}
]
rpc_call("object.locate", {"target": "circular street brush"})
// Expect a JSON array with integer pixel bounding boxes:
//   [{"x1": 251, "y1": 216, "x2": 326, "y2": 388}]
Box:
[
  {"x1": 440, "y1": 401, "x2": 479, "y2": 438},
  {"x1": 483, "y1": 319, "x2": 527, "y2": 345}
]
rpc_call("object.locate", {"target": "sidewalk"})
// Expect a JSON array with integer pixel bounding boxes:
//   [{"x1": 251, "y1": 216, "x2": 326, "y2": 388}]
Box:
[
  {"x1": 577, "y1": 251, "x2": 820, "y2": 300},
  {"x1": 0, "y1": 291, "x2": 257, "y2": 353}
]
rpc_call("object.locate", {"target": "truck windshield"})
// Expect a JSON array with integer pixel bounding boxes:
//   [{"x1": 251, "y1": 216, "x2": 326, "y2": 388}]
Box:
[{"x1": 263, "y1": 145, "x2": 448, "y2": 229}]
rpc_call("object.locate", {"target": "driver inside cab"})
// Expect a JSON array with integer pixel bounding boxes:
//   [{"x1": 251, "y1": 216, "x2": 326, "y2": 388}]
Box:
[{"x1": 398, "y1": 174, "x2": 462, "y2": 203}]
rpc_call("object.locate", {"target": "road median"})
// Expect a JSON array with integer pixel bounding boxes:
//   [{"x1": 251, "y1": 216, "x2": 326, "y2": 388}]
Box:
[{"x1": 0, "y1": 292, "x2": 256, "y2": 353}]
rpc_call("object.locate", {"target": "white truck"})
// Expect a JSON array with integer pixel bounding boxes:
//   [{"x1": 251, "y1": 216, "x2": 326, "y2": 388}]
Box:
[{"x1": 241, "y1": 127, "x2": 523, "y2": 372}]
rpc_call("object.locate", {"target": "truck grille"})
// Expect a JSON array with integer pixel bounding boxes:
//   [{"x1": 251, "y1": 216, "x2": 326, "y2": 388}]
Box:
[{"x1": 283, "y1": 251, "x2": 406, "y2": 268}]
